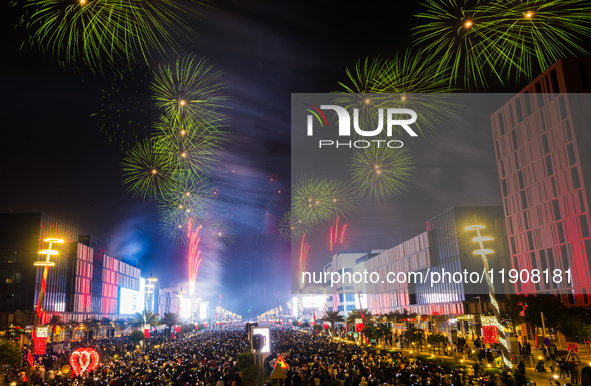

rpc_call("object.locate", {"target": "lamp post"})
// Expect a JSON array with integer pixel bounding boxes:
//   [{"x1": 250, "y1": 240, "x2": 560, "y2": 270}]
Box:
[
  {"x1": 145, "y1": 273, "x2": 157, "y2": 311},
  {"x1": 33, "y1": 237, "x2": 64, "y2": 355},
  {"x1": 465, "y1": 225, "x2": 512, "y2": 370},
  {"x1": 35, "y1": 238, "x2": 64, "y2": 326}
]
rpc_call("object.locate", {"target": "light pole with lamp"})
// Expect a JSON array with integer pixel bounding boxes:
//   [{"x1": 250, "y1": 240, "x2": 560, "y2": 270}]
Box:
[
  {"x1": 33, "y1": 238, "x2": 64, "y2": 354},
  {"x1": 145, "y1": 273, "x2": 157, "y2": 311},
  {"x1": 465, "y1": 224, "x2": 512, "y2": 370}
]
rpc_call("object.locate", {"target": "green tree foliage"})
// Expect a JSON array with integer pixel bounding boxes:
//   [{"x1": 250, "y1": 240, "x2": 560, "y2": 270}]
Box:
[
  {"x1": 129, "y1": 330, "x2": 145, "y2": 344},
  {"x1": 0, "y1": 339, "x2": 21, "y2": 366},
  {"x1": 320, "y1": 311, "x2": 345, "y2": 331}
]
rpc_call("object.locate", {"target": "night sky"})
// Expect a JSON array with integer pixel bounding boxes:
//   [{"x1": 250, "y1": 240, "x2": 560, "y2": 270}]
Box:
[{"x1": 1, "y1": 0, "x2": 532, "y2": 316}]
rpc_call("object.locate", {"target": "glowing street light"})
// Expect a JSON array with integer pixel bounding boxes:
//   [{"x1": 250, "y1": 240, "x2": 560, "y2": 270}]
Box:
[
  {"x1": 34, "y1": 237, "x2": 64, "y2": 352},
  {"x1": 465, "y1": 224, "x2": 512, "y2": 370}
]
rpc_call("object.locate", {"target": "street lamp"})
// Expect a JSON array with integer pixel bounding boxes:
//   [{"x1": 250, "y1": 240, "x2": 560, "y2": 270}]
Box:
[
  {"x1": 465, "y1": 224, "x2": 512, "y2": 370},
  {"x1": 35, "y1": 238, "x2": 64, "y2": 323},
  {"x1": 145, "y1": 273, "x2": 157, "y2": 311}
]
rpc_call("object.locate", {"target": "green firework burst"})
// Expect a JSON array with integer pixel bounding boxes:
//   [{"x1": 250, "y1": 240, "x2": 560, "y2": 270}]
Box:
[
  {"x1": 278, "y1": 211, "x2": 312, "y2": 241},
  {"x1": 152, "y1": 114, "x2": 225, "y2": 177},
  {"x1": 16, "y1": 0, "x2": 205, "y2": 72},
  {"x1": 335, "y1": 50, "x2": 456, "y2": 137},
  {"x1": 412, "y1": 0, "x2": 591, "y2": 87},
  {"x1": 292, "y1": 175, "x2": 358, "y2": 227},
  {"x1": 480, "y1": 0, "x2": 591, "y2": 82},
  {"x1": 152, "y1": 55, "x2": 227, "y2": 124},
  {"x1": 349, "y1": 145, "x2": 414, "y2": 203},
  {"x1": 121, "y1": 138, "x2": 171, "y2": 200}
]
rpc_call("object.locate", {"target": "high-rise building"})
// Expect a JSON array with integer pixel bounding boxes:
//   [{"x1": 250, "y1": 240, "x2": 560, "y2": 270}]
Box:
[{"x1": 490, "y1": 58, "x2": 591, "y2": 305}]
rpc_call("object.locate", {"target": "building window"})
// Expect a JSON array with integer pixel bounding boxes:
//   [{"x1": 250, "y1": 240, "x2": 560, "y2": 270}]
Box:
[
  {"x1": 551, "y1": 177, "x2": 558, "y2": 198},
  {"x1": 545, "y1": 155, "x2": 554, "y2": 176},
  {"x1": 500, "y1": 160, "x2": 505, "y2": 178},
  {"x1": 579, "y1": 190, "x2": 586, "y2": 212},
  {"x1": 557, "y1": 222, "x2": 566, "y2": 244},
  {"x1": 517, "y1": 171, "x2": 525, "y2": 190},
  {"x1": 541, "y1": 135, "x2": 550, "y2": 154},
  {"x1": 524, "y1": 211, "x2": 530, "y2": 230},
  {"x1": 515, "y1": 100, "x2": 523, "y2": 122},
  {"x1": 552, "y1": 199, "x2": 561, "y2": 220},
  {"x1": 502, "y1": 179, "x2": 508, "y2": 197},
  {"x1": 514, "y1": 152, "x2": 520, "y2": 170},
  {"x1": 498, "y1": 113, "x2": 505, "y2": 136},
  {"x1": 550, "y1": 69, "x2": 560, "y2": 95},
  {"x1": 580, "y1": 215, "x2": 590, "y2": 238},
  {"x1": 535, "y1": 82, "x2": 544, "y2": 107},
  {"x1": 566, "y1": 143, "x2": 577, "y2": 166},
  {"x1": 558, "y1": 96, "x2": 567, "y2": 121},
  {"x1": 571, "y1": 167, "x2": 581, "y2": 189},
  {"x1": 511, "y1": 130, "x2": 519, "y2": 150},
  {"x1": 510, "y1": 236, "x2": 517, "y2": 255},
  {"x1": 524, "y1": 92, "x2": 532, "y2": 116},
  {"x1": 527, "y1": 231, "x2": 534, "y2": 251},
  {"x1": 521, "y1": 190, "x2": 528, "y2": 209}
]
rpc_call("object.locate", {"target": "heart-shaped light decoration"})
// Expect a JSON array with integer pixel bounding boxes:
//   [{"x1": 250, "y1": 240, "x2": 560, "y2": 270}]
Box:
[{"x1": 69, "y1": 347, "x2": 99, "y2": 376}]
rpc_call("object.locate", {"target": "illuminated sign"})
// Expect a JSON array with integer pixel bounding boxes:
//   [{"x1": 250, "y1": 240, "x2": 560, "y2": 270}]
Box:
[
  {"x1": 119, "y1": 287, "x2": 144, "y2": 314},
  {"x1": 251, "y1": 327, "x2": 271, "y2": 354},
  {"x1": 180, "y1": 298, "x2": 191, "y2": 319},
  {"x1": 199, "y1": 303, "x2": 207, "y2": 319}
]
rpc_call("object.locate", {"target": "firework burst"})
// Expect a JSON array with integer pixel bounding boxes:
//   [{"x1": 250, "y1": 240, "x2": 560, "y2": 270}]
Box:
[
  {"x1": 349, "y1": 144, "x2": 414, "y2": 203},
  {"x1": 121, "y1": 138, "x2": 171, "y2": 200},
  {"x1": 278, "y1": 211, "x2": 312, "y2": 241},
  {"x1": 152, "y1": 55, "x2": 227, "y2": 124},
  {"x1": 334, "y1": 50, "x2": 456, "y2": 137},
  {"x1": 15, "y1": 0, "x2": 205, "y2": 72},
  {"x1": 412, "y1": 0, "x2": 591, "y2": 87},
  {"x1": 152, "y1": 114, "x2": 225, "y2": 177}
]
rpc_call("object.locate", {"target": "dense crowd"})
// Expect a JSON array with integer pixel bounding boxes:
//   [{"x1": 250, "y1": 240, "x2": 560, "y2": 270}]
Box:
[{"x1": 0, "y1": 327, "x2": 582, "y2": 386}]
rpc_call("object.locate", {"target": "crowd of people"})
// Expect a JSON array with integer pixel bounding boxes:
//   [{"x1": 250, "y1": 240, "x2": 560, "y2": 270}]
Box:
[{"x1": 0, "y1": 327, "x2": 583, "y2": 386}]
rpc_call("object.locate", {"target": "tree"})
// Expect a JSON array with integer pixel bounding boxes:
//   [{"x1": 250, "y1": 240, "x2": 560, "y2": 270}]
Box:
[
  {"x1": 501, "y1": 294, "x2": 526, "y2": 335},
  {"x1": 313, "y1": 323, "x2": 323, "y2": 333},
  {"x1": 320, "y1": 311, "x2": 344, "y2": 332},
  {"x1": 346, "y1": 309, "x2": 373, "y2": 325},
  {"x1": 161, "y1": 313, "x2": 179, "y2": 340},
  {"x1": 46, "y1": 314, "x2": 64, "y2": 342},
  {"x1": 13, "y1": 309, "x2": 35, "y2": 348},
  {"x1": 129, "y1": 330, "x2": 144, "y2": 347},
  {"x1": 131, "y1": 310, "x2": 160, "y2": 330},
  {"x1": 0, "y1": 339, "x2": 21, "y2": 366},
  {"x1": 556, "y1": 307, "x2": 591, "y2": 339}
]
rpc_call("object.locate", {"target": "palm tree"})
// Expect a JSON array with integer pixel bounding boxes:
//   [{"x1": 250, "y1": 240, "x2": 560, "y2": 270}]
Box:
[
  {"x1": 320, "y1": 311, "x2": 344, "y2": 334},
  {"x1": 346, "y1": 309, "x2": 373, "y2": 325},
  {"x1": 13, "y1": 309, "x2": 35, "y2": 348},
  {"x1": 46, "y1": 314, "x2": 64, "y2": 342},
  {"x1": 161, "y1": 313, "x2": 179, "y2": 341},
  {"x1": 131, "y1": 310, "x2": 160, "y2": 330}
]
